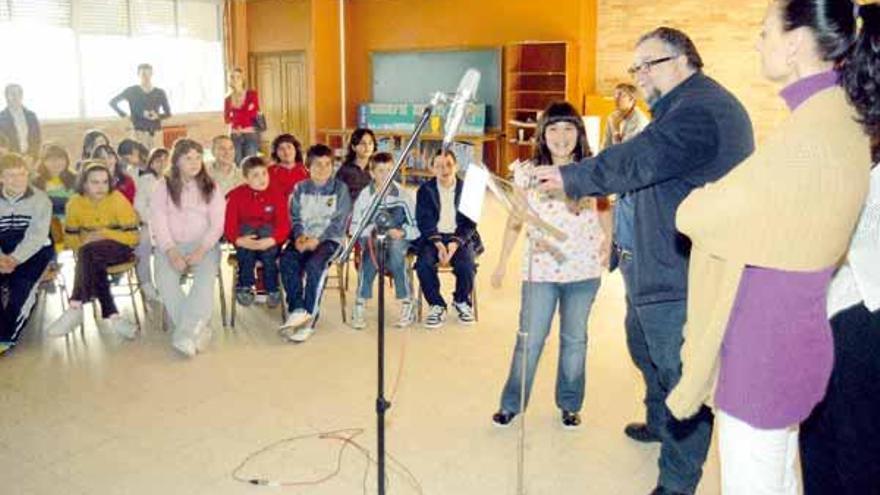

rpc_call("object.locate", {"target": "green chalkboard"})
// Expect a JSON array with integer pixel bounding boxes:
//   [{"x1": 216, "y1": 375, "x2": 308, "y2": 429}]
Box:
[{"x1": 370, "y1": 48, "x2": 501, "y2": 128}]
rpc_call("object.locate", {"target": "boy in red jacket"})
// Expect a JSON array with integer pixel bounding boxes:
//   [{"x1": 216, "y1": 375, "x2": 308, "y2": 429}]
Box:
[{"x1": 224, "y1": 156, "x2": 290, "y2": 307}]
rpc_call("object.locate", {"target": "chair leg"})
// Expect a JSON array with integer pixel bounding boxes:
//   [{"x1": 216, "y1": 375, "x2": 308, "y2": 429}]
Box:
[
  {"x1": 337, "y1": 264, "x2": 347, "y2": 323},
  {"x1": 472, "y1": 281, "x2": 478, "y2": 322},
  {"x1": 217, "y1": 267, "x2": 227, "y2": 327},
  {"x1": 128, "y1": 269, "x2": 142, "y2": 332},
  {"x1": 230, "y1": 269, "x2": 237, "y2": 328}
]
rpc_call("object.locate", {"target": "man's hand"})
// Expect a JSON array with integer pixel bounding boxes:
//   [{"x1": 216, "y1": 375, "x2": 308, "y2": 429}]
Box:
[
  {"x1": 533, "y1": 166, "x2": 564, "y2": 193},
  {"x1": 388, "y1": 228, "x2": 405, "y2": 241}
]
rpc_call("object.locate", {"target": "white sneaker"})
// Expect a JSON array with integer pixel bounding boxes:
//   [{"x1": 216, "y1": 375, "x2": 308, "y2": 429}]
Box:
[
  {"x1": 286, "y1": 326, "x2": 315, "y2": 343},
  {"x1": 172, "y1": 337, "x2": 196, "y2": 358},
  {"x1": 396, "y1": 299, "x2": 415, "y2": 328},
  {"x1": 452, "y1": 301, "x2": 476, "y2": 325},
  {"x1": 350, "y1": 300, "x2": 367, "y2": 330},
  {"x1": 108, "y1": 315, "x2": 137, "y2": 340},
  {"x1": 140, "y1": 283, "x2": 160, "y2": 303},
  {"x1": 194, "y1": 320, "x2": 213, "y2": 353},
  {"x1": 280, "y1": 309, "x2": 312, "y2": 329},
  {"x1": 46, "y1": 307, "x2": 84, "y2": 337},
  {"x1": 423, "y1": 305, "x2": 447, "y2": 329}
]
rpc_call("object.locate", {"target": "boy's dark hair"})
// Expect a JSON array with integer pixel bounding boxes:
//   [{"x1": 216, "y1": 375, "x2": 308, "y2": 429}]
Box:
[
  {"x1": 369, "y1": 151, "x2": 394, "y2": 167},
  {"x1": 117, "y1": 138, "x2": 148, "y2": 163},
  {"x1": 137, "y1": 63, "x2": 153, "y2": 73},
  {"x1": 306, "y1": 144, "x2": 333, "y2": 168},
  {"x1": 241, "y1": 155, "x2": 268, "y2": 177},
  {"x1": 433, "y1": 148, "x2": 457, "y2": 164}
]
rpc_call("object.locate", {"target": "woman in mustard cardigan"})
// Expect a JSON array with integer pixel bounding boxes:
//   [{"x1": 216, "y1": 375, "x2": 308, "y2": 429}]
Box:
[
  {"x1": 45, "y1": 162, "x2": 140, "y2": 339},
  {"x1": 667, "y1": 1, "x2": 880, "y2": 493}
]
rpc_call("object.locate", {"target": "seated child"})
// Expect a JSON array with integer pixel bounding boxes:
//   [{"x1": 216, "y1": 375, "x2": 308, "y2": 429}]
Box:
[
  {"x1": 150, "y1": 139, "x2": 225, "y2": 358},
  {"x1": 132, "y1": 147, "x2": 169, "y2": 301},
  {"x1": 268, "y1": 133, "x2": 309, "y2": 200},
  {"x1": 0, "y1": 153, "x2": 54, "y2": 355},
  {"x1": 349, "y1": 151, "x2": 419, "y2": 329},
  {"x1": 224, "y1": 155, "x2": 289, "y2": 308},
  {"x1": 32, "y1": 144, "x2": 76, "y2": 250},
  {"x1": 33, "y1": 144, "x2": 77, "y2": 219},
  {"x1": 279, "y1": 144, "x2": 351, "y2": 342},
  {"x1": 415, "y1": 150, "x2": 482, "y2": 329},
  {"x1": 92, "y1": 144, "x2": 136, "y2": 204},
  {"x1": 117, "y1": 138, "x2": 149, "y2": 177},
  {"x1": 45, "y1": 161, "x2": 140, "y2": 339}
]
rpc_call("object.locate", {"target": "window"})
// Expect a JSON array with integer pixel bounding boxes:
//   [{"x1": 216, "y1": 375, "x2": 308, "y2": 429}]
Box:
[{"x1": 0, "y1": 0, "x2": 225, "y2": 120}]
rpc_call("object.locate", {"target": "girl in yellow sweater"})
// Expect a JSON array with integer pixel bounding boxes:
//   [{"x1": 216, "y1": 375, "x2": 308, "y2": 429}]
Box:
[{"x1": 45, "y1": 161, "x2": 140, "y2": 339}]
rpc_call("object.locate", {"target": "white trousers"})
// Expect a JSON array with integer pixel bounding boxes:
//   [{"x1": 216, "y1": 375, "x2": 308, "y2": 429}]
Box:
[
  {"x1": 717, "y1": 410, "x2": 800, "y2": 495},
  {"x1": 154, "y1": 242, "x2": 219, "y2": 341}
]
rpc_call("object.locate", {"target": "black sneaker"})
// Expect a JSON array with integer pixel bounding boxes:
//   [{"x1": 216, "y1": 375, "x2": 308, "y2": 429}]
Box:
[
  {"x1": 624, "y1": 422, "x2": 661, "y2": 443},
  {"x1": 561, "y1": 410, "x2": 581, "y2": 429},
  {"x1": 491, "y1": 410, "x2": 516, "y2": 428}
]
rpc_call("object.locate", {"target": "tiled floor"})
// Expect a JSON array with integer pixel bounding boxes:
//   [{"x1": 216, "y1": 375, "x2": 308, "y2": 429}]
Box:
[{"x1": 0, "y1": 196, "x2": 721, "y2": 495}]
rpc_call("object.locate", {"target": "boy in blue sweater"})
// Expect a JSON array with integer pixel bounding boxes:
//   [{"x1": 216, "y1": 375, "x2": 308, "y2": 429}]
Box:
[{"x1": 279, "y1": 144, "x2": 351, "y2": 342}]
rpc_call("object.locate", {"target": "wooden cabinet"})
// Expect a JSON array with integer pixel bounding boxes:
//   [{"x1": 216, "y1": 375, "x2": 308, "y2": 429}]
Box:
[{"x1": 503, "y1": 42, "x2": 577, "y2": 175}]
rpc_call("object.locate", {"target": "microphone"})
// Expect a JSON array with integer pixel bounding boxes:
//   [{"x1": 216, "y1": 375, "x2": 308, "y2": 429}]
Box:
[{"x1": 442, "y1": 68, "x2": 481, "y2": 151}]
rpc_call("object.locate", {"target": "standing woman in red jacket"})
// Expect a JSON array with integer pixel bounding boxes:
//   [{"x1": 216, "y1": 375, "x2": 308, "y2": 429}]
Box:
[{"x1": 224, "y1": 68, "x2": 261, "y2": 165}]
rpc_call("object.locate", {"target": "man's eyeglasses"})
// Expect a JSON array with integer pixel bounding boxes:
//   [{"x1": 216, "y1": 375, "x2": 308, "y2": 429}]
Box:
[{"x1": 627, "y1": 56, "x2": 676, "y2": 76}]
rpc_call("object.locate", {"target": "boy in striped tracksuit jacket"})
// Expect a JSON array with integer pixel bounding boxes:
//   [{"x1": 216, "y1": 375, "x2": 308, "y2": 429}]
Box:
[{"x1": 0, "y1": 154, "x2": 54, "y2": 354}]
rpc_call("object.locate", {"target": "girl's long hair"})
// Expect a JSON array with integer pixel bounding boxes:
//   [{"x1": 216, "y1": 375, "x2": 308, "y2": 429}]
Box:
[{"x1": 165, "y1": 138, "x2": 216, "y2": 207}]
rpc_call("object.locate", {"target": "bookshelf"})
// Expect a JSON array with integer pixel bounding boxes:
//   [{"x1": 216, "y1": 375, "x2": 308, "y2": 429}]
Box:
[{"x1": 503, "y1": 41, "x2": 576, "y2": 175}]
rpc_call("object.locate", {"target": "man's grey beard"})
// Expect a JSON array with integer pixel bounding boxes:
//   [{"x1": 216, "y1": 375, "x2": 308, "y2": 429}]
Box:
[{"x1": 644, "y1": 88, "x2": 662, "y2": 106}]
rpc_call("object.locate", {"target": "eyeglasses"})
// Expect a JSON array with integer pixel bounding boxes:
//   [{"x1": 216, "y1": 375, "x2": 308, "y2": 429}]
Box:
[{"x1": 627, "y1": 56, "x2": 676, "y2": 76}]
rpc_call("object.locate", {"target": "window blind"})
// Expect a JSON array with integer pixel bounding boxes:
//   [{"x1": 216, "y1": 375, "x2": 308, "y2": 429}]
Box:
[
  {"x1": 78, "y1": 0, "x2": 129, "y2": 36},
  {"x1": 10, "y1": 0, "x2": 71, "y2": 27}
]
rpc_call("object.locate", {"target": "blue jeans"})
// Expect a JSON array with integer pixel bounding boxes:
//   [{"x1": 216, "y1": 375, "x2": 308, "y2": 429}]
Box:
[
  {"x1": 415, "y1": 235, "x2": 475, "y2": 308},
  {"x1": 357, "y1": 238, "x2": 410, "y2": 300},
  {"x1": 279, "y1": 240, "x2": 338, "y2": 314},
  {"x1": 235, "y1": 246, "x2": 279, "y2": 293},
  {"x1": 232, "y1": 132, "x2": 260, "y2": 165},
  {"x1": 620, "y1": 255, "x2": 713, "y2": 494},
  {"x1": 499, "y1": 278, "x2": 600, "y2": 414}
]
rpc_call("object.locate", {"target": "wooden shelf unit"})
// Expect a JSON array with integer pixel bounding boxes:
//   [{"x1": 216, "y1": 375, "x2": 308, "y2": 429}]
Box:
[{"x1": 503, "y1": 41, "x2": 577, "y2": 173}]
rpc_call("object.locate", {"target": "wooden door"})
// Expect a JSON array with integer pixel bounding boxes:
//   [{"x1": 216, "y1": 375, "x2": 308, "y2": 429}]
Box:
[{"x1": 250, "y1": 51, "x2": 308, "y2": 150}]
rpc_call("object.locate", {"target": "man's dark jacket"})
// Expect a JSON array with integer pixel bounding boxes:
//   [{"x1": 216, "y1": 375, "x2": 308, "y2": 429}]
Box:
[{"x1": 560, "y1": 72, "x2": 755, "y2": 305}]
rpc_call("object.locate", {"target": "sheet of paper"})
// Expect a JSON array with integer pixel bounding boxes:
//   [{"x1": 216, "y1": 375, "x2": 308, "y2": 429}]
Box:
[{"x1": 459, "y1": 162, "x2": 489, "y2": 223}]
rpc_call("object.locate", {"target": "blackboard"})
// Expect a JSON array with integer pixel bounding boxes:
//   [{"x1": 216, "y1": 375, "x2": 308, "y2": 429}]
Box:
[{"x1": 370, "y1": 48, "x2": 501, "y2": 128}]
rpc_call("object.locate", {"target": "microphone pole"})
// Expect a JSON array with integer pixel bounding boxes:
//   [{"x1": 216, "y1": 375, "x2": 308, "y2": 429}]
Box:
[{"x1": 336, "y1": 69, "x2": 480, "y2": 495}]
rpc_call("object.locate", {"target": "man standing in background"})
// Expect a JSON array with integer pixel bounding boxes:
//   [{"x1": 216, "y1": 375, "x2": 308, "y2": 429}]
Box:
[
  {"x1": 110, "y1": 63, "x2": 171, "y2": 149},
  {"x1": 0, "y1": 84, "x2": 42, "y2": 162}
]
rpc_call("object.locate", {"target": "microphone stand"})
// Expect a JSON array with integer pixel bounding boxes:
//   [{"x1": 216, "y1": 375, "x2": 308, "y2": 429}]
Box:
[{"x1": 337, "y1": 92, "x2": 447, "y2": 495}]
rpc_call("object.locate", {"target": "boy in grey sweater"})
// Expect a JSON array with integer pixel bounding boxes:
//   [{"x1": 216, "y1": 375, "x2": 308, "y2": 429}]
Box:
[{"x1": 0, "y1": 153, "x2": 53, "y2": 354}]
